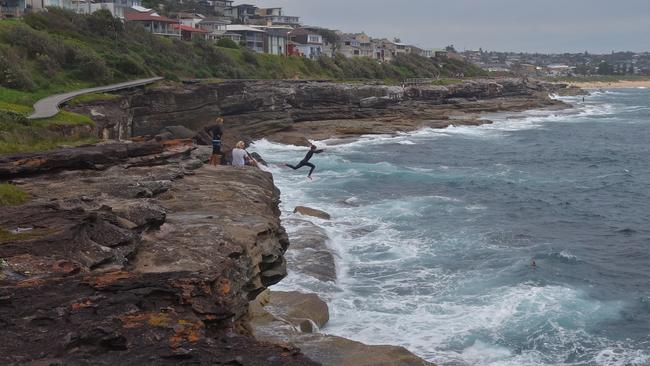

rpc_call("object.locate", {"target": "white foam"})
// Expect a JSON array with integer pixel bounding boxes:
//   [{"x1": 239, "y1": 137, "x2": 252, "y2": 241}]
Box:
[
  {"x1": 594, "y1": 347, "x2": 650, "y2": 366},
  {"x1": 398, "y1": 140, "x2": 416, "y2": 145},
  {"x1": 461, "y1": 341, "x2": 512, "y2": 365}
]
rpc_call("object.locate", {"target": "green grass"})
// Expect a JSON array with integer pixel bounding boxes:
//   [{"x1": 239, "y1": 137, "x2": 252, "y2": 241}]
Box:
[
  {"x1": 0, "y1": 183, "x2": 28, "y2": 206},
  {"x1": 431, "y1": 78, "x2": 463, "y2": 86},
  {"x1": 33, "y1": 111, "x2": 95, "y2": 126},
  {"x1": 67, "y1": 92, "x2": 120, "y2": 106}
]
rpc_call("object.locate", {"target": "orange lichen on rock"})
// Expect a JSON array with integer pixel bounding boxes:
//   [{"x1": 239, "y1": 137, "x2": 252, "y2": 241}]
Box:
[
  {"x1": 15, "y1": 278, "x2": 45, "y2": 288},
  {"x1": 169, "y1": 320, "x2": 205, "y2": 348},
  {"x1": 161, "y1": 139, "x2": 193, "y2": 148},
  {"x1": 217, "y1": 278, "x2": 231, "y2": 296},
  {"x1": 84, "y1": 271, "x2": 132, "y2": 288},
  {"x1": 119, "y1": 312, "x2": 170, "y2": 329},
  {"x1": 70, "y1": 299, "x2": 93, "y2": 311}
]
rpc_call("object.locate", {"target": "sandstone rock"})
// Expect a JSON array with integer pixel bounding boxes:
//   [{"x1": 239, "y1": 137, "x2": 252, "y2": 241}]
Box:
[
  {"x1": 191, "y1": 145, "x2": 213, "y2": 162},
  {"x1": 359, "y1": 96, "x2": 394, "y2": 109},
  {"x1": 0, "y1": 142, "x2": 164, "y2": 178},
  {"x1": 112, "y1": 201, "x2": 167, "y2": 229},
  {"x1": 0, "y1": 145, "x2": 317, "y2": 365},
  {"x1": 181, "y1": 158, "x2": 204, "y2": 171},
  {"x1": 267, "y1": 291, "x2": 329, "y2": 329},
  {"x1": 161, "y1": 125, "x2": 197, "y2": 140},
  {"x1": 294, "y1": 206, "x2": 331, "y2": 220},
  {"x1": 252, "y1": 291, "x2": 435, "y2": 366},
  {"x1": 68, "y1": 78, "x2": 570, "y2": 147}
]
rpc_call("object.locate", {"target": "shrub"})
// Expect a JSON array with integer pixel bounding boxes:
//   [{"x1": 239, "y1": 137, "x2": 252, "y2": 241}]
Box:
[
  {"x1": 0, "y1": 46, "x2": 36, "y2": 91},
  {"x1": 216, "y1": 38, "x2": 239, "y2": 49},
  {"x1": 242, "y1": 50, "x2": 259, "y2": 65}
]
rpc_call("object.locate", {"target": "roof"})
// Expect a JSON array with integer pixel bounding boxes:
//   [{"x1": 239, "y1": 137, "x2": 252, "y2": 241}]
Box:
[
  {"x1": 226, "y1": 25, "x2": 265, "y2": 32},
  {"x1": 131, "y1": 5, "x2": 152, "y2": 12},
  {"x1": 264, "y1": 28, "x2": 291, "y2": 37},
  {"x1": 125, "y1": 11, "x2": 179, "y2": 23},
  {"x1": 173, "y1": 24, "x2": 210, "y2": 33}
]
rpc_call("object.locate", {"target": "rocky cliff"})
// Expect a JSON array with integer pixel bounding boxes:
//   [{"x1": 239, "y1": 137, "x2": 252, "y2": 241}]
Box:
[
  {"x1": 70, "y1": 78, "x2": 575, "y2": 147},
  {"x1": 0, "y1": 142, "x2": 317, "y2": 365}
]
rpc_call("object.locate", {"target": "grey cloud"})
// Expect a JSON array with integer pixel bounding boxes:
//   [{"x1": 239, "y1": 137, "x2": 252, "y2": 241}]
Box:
[{"x1": 249, "y1": 0, "x2": 650, "y2": 52}]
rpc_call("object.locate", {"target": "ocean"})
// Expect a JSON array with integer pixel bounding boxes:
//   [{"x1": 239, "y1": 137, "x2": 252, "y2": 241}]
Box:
[{"x1": 252, "y1": 88, "x2": 650, "y2": 366}]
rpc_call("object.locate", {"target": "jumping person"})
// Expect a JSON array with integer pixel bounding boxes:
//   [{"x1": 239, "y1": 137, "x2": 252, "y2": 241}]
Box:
[
  {"x1": 205, "y1": 117, "x2": 224, "y2": 166},
  {"x1": 285, "y1": 144, "x2": 325, "y2": 179}
]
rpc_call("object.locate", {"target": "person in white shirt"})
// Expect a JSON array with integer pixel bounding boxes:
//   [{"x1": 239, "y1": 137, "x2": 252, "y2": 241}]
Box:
[{"x1": 231, "y1": 141, "x2": 248, "y2": 167}]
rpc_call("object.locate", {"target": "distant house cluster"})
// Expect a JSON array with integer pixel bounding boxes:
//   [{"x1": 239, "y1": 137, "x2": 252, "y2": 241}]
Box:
[
  {"x1": 0, "y1": 0, "x2": 446, "y2": 62},
  {"x1": 461, "y1": 49, "x2": 650, "y2": 77}
]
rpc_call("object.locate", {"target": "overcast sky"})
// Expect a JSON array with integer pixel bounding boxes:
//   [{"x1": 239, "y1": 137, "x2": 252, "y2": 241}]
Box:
[{"x1": 250, "y1": 0, "x2": 650, "y2": 53}]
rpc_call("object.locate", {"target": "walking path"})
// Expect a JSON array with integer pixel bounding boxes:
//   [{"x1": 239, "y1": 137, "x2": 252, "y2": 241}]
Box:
[{"x1": 28, "y1": 77, "x2": 164, "y2": 120}]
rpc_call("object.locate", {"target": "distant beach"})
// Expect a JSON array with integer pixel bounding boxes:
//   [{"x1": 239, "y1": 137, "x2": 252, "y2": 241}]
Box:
[{"x1": 569, "y1": 80, "x2": 650, "y2": 89}]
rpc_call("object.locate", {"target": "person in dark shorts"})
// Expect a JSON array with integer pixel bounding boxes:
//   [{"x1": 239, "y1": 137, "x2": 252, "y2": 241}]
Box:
[
  {"x1": 205, "y1": 117, "x2": 224, "y2": 166},
  {"x1": 285, "y1": 144, "x2": 325, "y2": 179}
]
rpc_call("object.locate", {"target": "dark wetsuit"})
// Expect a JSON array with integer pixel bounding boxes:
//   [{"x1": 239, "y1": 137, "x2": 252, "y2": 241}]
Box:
[
  {"x1": 287, "y1": 149, "x2": 324, "y2": 176},
  {"x1": 206, "y1": 125, "x2": 223, "y2": 154}
]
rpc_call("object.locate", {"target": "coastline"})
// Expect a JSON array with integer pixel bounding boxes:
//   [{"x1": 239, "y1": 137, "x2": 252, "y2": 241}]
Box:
[
  {"x1": 568, "y1": 80, "x2": 650, "y2": 89},
  {"x1": 0, "y1": 78, "x2": 581, "y2": 365}
]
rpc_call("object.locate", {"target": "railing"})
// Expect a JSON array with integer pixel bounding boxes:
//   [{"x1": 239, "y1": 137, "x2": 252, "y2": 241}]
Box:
[{"x1": 404, "y1": 78, "x2": 439, "y2": 86}]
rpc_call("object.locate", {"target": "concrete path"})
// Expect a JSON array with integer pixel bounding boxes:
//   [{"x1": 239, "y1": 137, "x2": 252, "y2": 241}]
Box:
[{"x1": 28, "y1": 77, "x2": 164, "y2": 120}]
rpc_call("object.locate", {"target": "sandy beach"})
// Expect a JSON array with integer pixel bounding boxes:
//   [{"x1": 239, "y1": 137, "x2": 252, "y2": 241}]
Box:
[{"x1": 569, "y1": 80, "x2": 650, "y2": 89}]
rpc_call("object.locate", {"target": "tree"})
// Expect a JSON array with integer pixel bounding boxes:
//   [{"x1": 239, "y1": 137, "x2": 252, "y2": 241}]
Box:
[{"x1": 597, "y1": 61, "x2": 614, "y2": 75}]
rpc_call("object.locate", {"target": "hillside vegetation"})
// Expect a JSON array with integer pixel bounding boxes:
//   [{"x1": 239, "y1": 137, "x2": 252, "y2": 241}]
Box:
[
  {"x1": 0, "y1": 8, "x2": 485, "y2": 155},
  {"x1": 0, "y1": 8, "x2": 485, "y2": 92}
]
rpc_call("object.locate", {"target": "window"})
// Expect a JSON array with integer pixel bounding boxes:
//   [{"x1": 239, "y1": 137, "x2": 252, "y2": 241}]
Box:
[{"x1": 308, "y1": 35, "x2": 321, "y2": 43}]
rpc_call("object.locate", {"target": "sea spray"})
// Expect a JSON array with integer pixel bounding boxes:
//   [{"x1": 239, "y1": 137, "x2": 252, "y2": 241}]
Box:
[{"x1": 254, "y1": 88, "x2": 650, "y2": 365}]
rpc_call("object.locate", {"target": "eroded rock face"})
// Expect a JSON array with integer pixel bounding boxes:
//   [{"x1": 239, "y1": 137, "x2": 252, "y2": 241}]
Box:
[
  {"x1": 69, "y1": 78, "x2": 573, "y2": 147},
  {"x1": 0, "y1": 143, "x2": 317, "y2": 365}
]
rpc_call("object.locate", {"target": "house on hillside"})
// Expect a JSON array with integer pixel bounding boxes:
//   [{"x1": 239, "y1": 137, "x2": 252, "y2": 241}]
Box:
[
  {"x1": 252, "y1": 7, "x2": 300, "y2": 27},
  {"x1": 253, "y1": 26, "x2": 290, "y2": 56},
  {"x1": 433, "y1": 49, "x2": 448, "y2": 59},
  {"x1": 197, "y1": 17, "x2": 231, "y2": 42},
  {"x1": 406, "y1": 45, "x2": 424, "y2": 56},
  {"x1": 125, "y1": 8, "x2": 180, "y2": 38},
  {"x1": 0, "y1": 0, "x2": 25, "y2": 17},
  {"x1": 289, "y1": 27, "x2": 323, "y2": 60},
  {"x1": 372, "y1": 39, "x2": 397, "y2": 62},
  {"x1": 174, "y1": 24, "x2": 209, "y2": 41},
  {"x1": 25, "y1": 0, "x2": 73, "y2": 12},
  {"x1": 70, "y1": 0, "x2": 141, "y2": 19},
  {"x1": 210, "y1": 0, "x2": 233, "y2": 16},
  {"x1": 339, "y1": 33, "x2": 374, "y2": 58},
  {"x1": 225, "y1": 24, "x2": 265, "y2": 52},
  {"x1": 224, "y1": 3, "x2": 257, "y2": 23}
]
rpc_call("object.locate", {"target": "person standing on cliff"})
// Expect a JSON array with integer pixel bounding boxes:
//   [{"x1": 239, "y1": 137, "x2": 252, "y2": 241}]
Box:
[
  {"x1": 205, "y1": 117, "x2": 224, "y2": 166},
  {"x1": 285, "y1": 144, "x2": 325, "y2": 180}
]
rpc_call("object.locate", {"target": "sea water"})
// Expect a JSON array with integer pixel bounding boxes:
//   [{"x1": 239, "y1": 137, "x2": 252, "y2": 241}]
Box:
[{"x1": 251, "y1": 89, "x2": 650, "y2": 366}]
